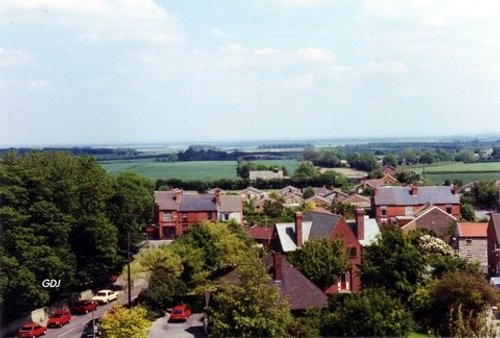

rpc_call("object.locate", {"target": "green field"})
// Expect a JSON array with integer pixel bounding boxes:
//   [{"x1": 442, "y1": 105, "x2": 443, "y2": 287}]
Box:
[
  {"x1": 99, "y1": 159, "x2": 298, "y2": 181},
  {"x1": 403, "y1": 162, "x2": 500, "y2": 184}
]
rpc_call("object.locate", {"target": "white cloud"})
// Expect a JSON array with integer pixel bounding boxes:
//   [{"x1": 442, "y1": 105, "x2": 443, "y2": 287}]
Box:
[
  {"x1": 0, "y1": 47, "x2": 30, "y2": 68},
  {"x1": 362, "y1": 61, "x2": 410, "y2": 77},
  {"x1": 26, "y1": 80, "x2": 52, "y2": 92},
  {"x1": 272, "y1": 73, "x2": 315, "y2": 89},
  {"x1": 218, "y1": 44, "x2": 337, "y2": 70},
  {"x1": 210, "y1": 27, "x2": 227, "y2": 37},
  {"x1": 1, "y1": 0, "x2": 184, "y2": 45},
  {"x1": 271, "y1": 0, "x2": 333, "y2": 7}
]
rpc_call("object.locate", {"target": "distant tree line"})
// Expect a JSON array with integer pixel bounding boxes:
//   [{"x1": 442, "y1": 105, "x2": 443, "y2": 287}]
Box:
[
  {"x1": 0, "y1": 151, "x2": 153, "y2": 323},
  {"x1": 258, "y1": 143, "x2": 312, "y2": 149},
  {"x1": 156, "y1": 163, "x2": 350, "y2": 192},
  {"x1": 236, "y1": 158, "x2": 289, "y2": 178},
  {"x1": 0, "y1": 147, "x2": 139, "y2": 160}
]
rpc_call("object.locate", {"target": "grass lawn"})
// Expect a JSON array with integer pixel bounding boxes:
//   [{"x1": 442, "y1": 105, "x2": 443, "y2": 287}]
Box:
[
  {"x1": 400, "y1": 162, "x2": 500, "y2": 185},
  {"x1": 99, "y1": 159, "x2": 298, "y2": 181},
  {"x1": 408, "y1": 330, "x2": 433, "y2": 338}
]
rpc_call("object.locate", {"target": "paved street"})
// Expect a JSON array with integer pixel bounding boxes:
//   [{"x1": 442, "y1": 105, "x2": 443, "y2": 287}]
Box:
[{"x1": 149, "y1": 313, "x2": 205, "y2": 338}]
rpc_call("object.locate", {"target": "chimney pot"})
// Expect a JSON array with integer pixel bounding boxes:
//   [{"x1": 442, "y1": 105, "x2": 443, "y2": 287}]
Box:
[
  {"x1": 215, "y1": 190, "x2": 221, "y2": 206},
  {"x1": 175, "y1": 189, "x2": 183, "y2": 204},
  {"x1": 411, "y1": 185, "x2": 418, "y2": 196},
  {"x1": 355, "y1": 208, "x2": 365, "y2": 241}
]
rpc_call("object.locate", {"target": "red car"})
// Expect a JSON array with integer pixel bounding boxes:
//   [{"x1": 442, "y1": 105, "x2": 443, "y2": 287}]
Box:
[
  {"x1": 16, "y1": 323, "x2": 46, "y2": 337},
  {"x1": 47, "y1": 309, "x2": 71, "y2": 328},
  {"x1": 71, "y1": 300, "x2": 98, "y2": 314},
  {"x1": 169, "y1": 304, "x2": 191, "y2": 322}
]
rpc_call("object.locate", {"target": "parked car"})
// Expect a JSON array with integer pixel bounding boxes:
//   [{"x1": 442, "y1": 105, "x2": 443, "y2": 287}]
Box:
[
  {"x1": 47, "y1": 309, "x2": 71, "y2": 327},
  {"x1": 16, "y1": 323, "x2": 46, "y2": 338},
  {"x1": 92, "y1": 289, "x2": 118, "y2": 304},
  {"x1": 169, "y1": 304, "x2": 191, "y2": 322},
  {"x1": 71, "y1": 299, "x2": 98, "y2": 314},
  {"x1": 81, "y1": 318, "x2": 101, "y2": 338}
]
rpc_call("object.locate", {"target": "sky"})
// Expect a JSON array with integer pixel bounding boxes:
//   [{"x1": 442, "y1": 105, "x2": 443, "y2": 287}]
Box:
[{"x1": 0, "y1": 0, "x2": 499, "y2": 147}]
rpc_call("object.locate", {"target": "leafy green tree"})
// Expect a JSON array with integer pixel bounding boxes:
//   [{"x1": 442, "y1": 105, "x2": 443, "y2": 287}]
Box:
[
  {"x1": 382, "y1": 153, "x2": 398, "y2": 166},
  {"x1": 294, "y1": 161, "x2": 317, "y2": 177},
  {"x1": 108, "y1": 172, "x2": 153, "y2": 264},
  {"x1": 419, "y1": 150, "x2": 436, "y2": 164},
  {"x1": 461, "y1": 203, "x2": 476, "y2": 221},
  {"x1": 330, "y1": 201, "x2": 355, "y2": 219},
  {"x1": 263, "y1": 199, "x2": 284, "y2": 218},
  {"x1": 410, "y1": 271, "x2": 498, "y2": 336},
  {"x1": 287, "y1": 238, "x2": 348, "y2": 290},
  {"x1": 100, "y1": 306, "x2": 151, "y2": 338},
  {"x1": 324, "y1": 289, "x2": 413, "y2": 337},
  {"x1": 473, "y1": 180, "x2": 497, "y2": 208},
  {"x1": 206, "y1": 255, "x2": 293, "y2": 338},
  {"x1": 302, "y1": 187, "x2": 315, "y2": 199},
  {"x1": 143, "y1": 267, "x2": 187, "y2": 317},
  {"x1": 361, "y1": 227, "x2": 424, "y2": 299},
  {"x1": 181, "y1": 225, "x2": 223, "y2": 270},
  {"x1": 402, "y1": 148, "x2": 418, "y2": 164}
]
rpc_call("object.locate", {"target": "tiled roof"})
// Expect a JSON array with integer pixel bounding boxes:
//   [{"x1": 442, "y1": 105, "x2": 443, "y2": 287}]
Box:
[
  {"x1": 279, "y1": 185, "x2": 301, "y2": 195},
  {"x1": 262, "y1": 254, "x2": 328, "y2": 310},
  {"x1": 246, "y1": 226, "x2": 273, "y2": 240},
  {"x1": 218, "y1": 195, "x2": 242, "y2": 212},
  {"x1": 374, "y1": 186, "x2": 459, "y2": 206},
  {"x1": 179, "y1": 194, "x2": 217, "y2": 211},
  {"x1": 364, "y1": 179, "x2": 387, "y2": 188},
  {"x1": 275, "y1": 221, "x2": 313, "y2": 252},
  {"x1": 457, "y1": 222, "x2": 488, "y2": 237},
  {"x1": 154, "y1": 191, "x2": 179, "y2": 210},
  {"x1": 311, "y1": 187, "x2": 332, "y2": 196},
  {"x1": 490, "y1": 213, "x2": 500, "y2": 243},
  {"x1": 303, "y1": 211, "x2": 342, "y2": 240}
]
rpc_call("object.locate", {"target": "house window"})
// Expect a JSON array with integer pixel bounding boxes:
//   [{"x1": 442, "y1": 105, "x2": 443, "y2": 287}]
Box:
[
  {"x1": 446, "y1": 205, "x2": 452, "y2": 214},
  {"x1": 465, "y1": 238, "x2": 472, "y2": 245},
  {"x1": 466, "y1": 249, "x2": 472, "y2": 257},
  {"x1": 381, "y1": 206, "x2": 387, "y2": 216},
  {"x1": 349, "y1": 247, "x2": 357, "y2": 258},
  {"x1": 182, "y1": 213, "x2": 188, "y2": 220},
  {"x1": 163, "y1": 212, "x2": 173, "y2": 222},
  {"x1": 405, "y1": 206, "x2": 413, "y2": 216}
]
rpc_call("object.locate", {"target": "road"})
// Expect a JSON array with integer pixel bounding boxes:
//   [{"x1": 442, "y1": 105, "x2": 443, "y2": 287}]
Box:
[{"x1": 149, "y1": 313, "x2": 205, "y2": 338}]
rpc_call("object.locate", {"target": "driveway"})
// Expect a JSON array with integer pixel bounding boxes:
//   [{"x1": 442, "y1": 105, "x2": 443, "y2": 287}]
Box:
[{"x1": 149, "y1": 313, "x2": 205, "y2": 338}]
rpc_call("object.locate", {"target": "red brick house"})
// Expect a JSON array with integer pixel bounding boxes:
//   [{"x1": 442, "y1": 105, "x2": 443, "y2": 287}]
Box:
[
  {"x1": 372, "y1": 185, "x2": 460, "y2": 224},
  {"x1": 456, "y1": 222, "x2": 488, "y2": 273},
  {"x1": 246, "y1": 225, "x2": 273, "y2": 249},
  {"x1": 154, "y1": 189, "x2": 242, "y2": 239},
  {"x1": 399, "y1": 205, "x2": 458, "y2": 240},
  {"x1": 487, "y1": 213, "x2": 500, "y2": 277},
  {"x1": 271, "y1": 210, "x2": 363, "y2": 293}
]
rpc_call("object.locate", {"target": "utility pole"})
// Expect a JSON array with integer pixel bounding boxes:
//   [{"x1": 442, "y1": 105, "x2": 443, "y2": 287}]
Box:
[
  {"x1": 127, "y1": 231, "x2": 132, "y2": 306},
  {"x1": 92, "y1": 305, "x2": 95, "y2": 338}
]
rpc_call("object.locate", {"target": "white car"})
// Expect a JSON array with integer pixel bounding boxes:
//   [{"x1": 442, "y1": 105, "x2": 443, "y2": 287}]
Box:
[{"x1": 92, "y1": 290, "x2": 118, "y2": 304}]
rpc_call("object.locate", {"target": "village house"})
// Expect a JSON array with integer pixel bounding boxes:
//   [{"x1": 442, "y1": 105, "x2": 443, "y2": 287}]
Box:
[
  {"x1": 352, "y1": 173, "x2": 398, "y2": 194},
  {"x1": 271, "y1": 210, "x2": 369, "y2": 294},
  {"x1": 246, "y1": 225, "x2": 274, "y2": 249},
  {"x1": 304, "y1": 195, "x2": 332, "y2": 208},
  {"x1": 153, "y1": 189, "x2": 242, "y2": 239},
  {"x1": 239, "y1": 186, "x2": 266, "y2": 201},
  {"x1": 399, "y1": 204, "x2": 458, "y2": 241},
  {"x1": 278, "y1": 185, "x2": 302, "y2": 196},
  {"x1": 249, "y1": 170, "x2": 284, "y2": 180},
  {"x1": 487, "y1": 213, "x2": 500, "y2": 277},
  {"x1": 456, "y1": 222, "x2": 488, "y2": 273},
  {"x1": 342, "y1": 193, "x2": 371, "y2": 210},
  {"x1": 372, "y1": 185, "x2": 460, "y2": 224}
]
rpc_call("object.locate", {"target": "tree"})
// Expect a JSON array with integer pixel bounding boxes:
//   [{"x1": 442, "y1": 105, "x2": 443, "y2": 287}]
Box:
[
  {"x1": 461, "y1": 203, "x2": 475, "y2": 221},
  {"x1": 287, "y1": 238, "x2": 348, "y2": 290},
  {"x1": 402, "y1": 148, "x2": 418, "y2": 165},
  {"x1": 206, "y1": 255, "x2": 293, "y2": 337},
  {"x1": 382, "y1": 153, "x2": 398, "y2": 166},
  {"x1": 410, "y1": 271, "x2": 498, "y2": 336},
  {"x1": 294, "y1": 161, "x2": 317, "y2": 178},
  {"x1": 263, "y1": 199, "x2": 284, "y2": 218},
  {"x1": 100, "y1": 306, "x2": 151, "y2": 338},
  {"x1": 323, "y1": 289, "x2": 413, "y2": 337},
  {"x1": 143, "y1": 266, "x2": 187, "y2": 317},
  {"x1": 302, "y1": 187, "x2": 315, "y2": 199},
  {"x1": 361, "y1": 227, "x2": 424, "y2": 299}
]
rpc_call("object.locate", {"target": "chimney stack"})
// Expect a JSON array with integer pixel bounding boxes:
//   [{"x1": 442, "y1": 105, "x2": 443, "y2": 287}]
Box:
[
  {"x1": 355, "y1": 208, "x2": 365, "y2": 241},
  {"x1": 215, "y1": 189, "x2": 221, "y2": 206},
  {"x1": 411, "y1": 185, "x2": 418, "y2": 196},
  {"x1": 372, "y1": 188, "x2": 378, "y2": 197},
  {"x1": 295, "y1": 212, "x2": 303, "y2": 248},
  {"x1": 175, "y1": 189, "x2": 182, "y2": 204},
  {"x1": 273, "y1": 252, "x2": 283, "y2": 282},
  {"x1": 451, "y1": 185, "x2": 458, "y2": 195}
]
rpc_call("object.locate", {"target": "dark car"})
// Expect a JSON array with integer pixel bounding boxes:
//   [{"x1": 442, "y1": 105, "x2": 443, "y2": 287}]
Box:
[
  {"x1": 47, "y1": 309, "x2": 71, "y2": 328},
  {"x1": 71, "y1": 299, "x2": 98, "y2": 314},
  {"x1": 169, "y1": 304, "x2": 191, "y2": 322},
  {"x1": 81, "y1": 318, "x2": 101, "y2": 338},
  {"x1": 16, "y1": 323, "x2": 46, "y2": 338}
]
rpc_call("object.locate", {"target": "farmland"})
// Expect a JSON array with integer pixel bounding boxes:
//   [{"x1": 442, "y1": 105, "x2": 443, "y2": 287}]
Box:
[
  {"x1": 100, "y1": 159, "x2": 298, "y2": 181},
  {"x1": 403, "y1": 162, "x2": 500, "y2": 184}
]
